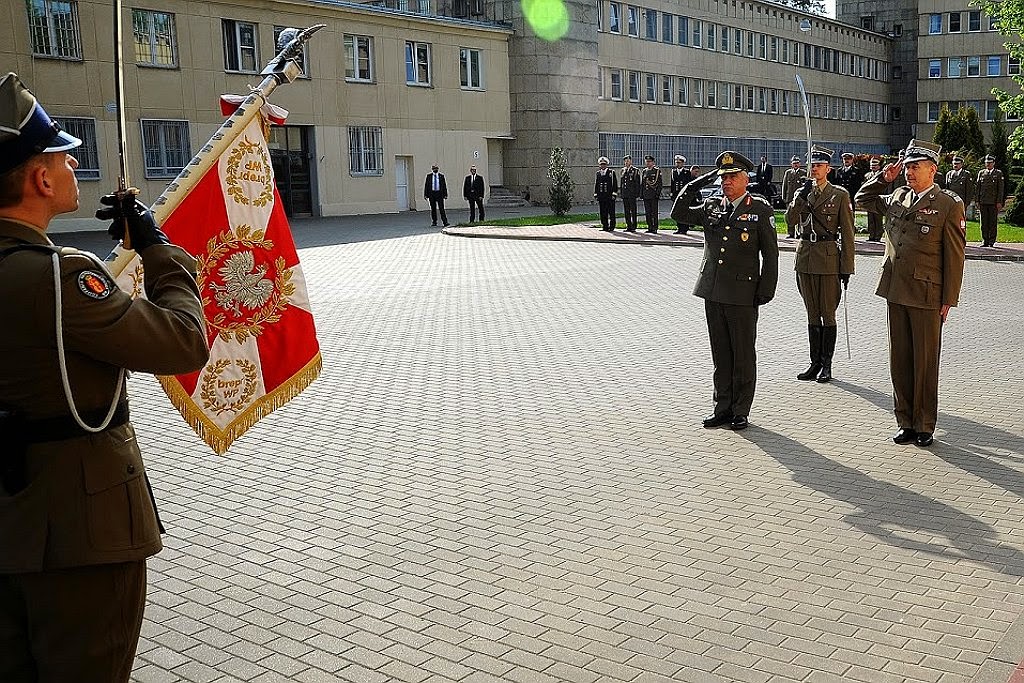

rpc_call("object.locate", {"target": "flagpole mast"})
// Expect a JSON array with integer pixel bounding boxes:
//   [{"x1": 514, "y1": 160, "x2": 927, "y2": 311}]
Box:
[{"x1": 107, "y1": 24, "x2": 324, "y2": 276}]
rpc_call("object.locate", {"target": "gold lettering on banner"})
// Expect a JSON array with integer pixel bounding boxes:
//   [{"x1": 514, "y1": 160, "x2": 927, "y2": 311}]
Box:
[
  {"x1": 200, "y1": 358, "x2": 259, "y2": 415},
  {"x1": 225, "y1": 135, "x2": 274, "y2": 208}
]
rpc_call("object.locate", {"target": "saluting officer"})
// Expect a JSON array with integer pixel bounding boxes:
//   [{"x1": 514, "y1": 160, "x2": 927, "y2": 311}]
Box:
[
  {"x1": 865, "y1": 157, "x2": 885, "y2": 241},
  {"x1": 593, "y1": 156, "x2": 619, "y2": 231},
  {"x1": 641, "y1": 155, "x2": 664, "y2": 233},
  {"x1": 670, "y1": 155, "x2": 693, "y2": 234},
  {"x1": 0, "y1": 73, "x2": 209, "y2": 681},
  {"x1": 785, "y1": 146, "x2": 855, "y2": 383},
  {"x1": 781, "y1": 155, "x2": 807, "y2": 238},
  {"x1": 672, "y1": 151, "x2": 779, "y2": 431},
  {"x1": 976, "y1": 155, "x2": 1004, "y2": 247},
  {"x1": 855, "y1": 140, "x2": 966, "y2": 448},
  {"x1": 619, "y1": 155, "x2": 641, "y2": 232},
  {"x1": 944, "y1": 155, "x2": 975, "y2": 208}
]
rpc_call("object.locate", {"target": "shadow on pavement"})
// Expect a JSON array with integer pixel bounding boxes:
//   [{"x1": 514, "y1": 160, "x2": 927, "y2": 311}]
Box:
[{"x1": 738, "y1": 425, "x2": 1024, "y2": 578}]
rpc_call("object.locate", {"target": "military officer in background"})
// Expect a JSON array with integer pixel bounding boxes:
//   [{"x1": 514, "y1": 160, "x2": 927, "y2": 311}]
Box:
[
  {"x1": 781, "y1": 155, "x2": 807, "y2": 238},
  {"x1": 641, "y1": 155, "x2": 664, "y2": 233},
  {"x1": 0, "y1": 73, "x2": 209, "y2": 681},
  {"x1": 944, "y1": 155, "x2": 975, "y2": 209},
  {"x1": 593, "y1": 156, "x2": 619, "y2": 231},
  {"x1": 976, "y1": 154, "x2": 1004, "y2": 247},
  {"x1": 785, "y1": 146, "x2": 856, "y2": 383},
  {"x1": 864, "y1": 157, "x2": 886, "y2": 241},
  {"x1": 832, "y1": 152, "x2": 864, "y2": 201},
  {"x1": 619, "y1": 155, "x2": 641, "y2": 232},
  {"x1": 855, "y1": 140, "x2": 966, "y2": 448},
  {"x1": 672, "y1": 151, "x2": 779, "y2": 431},
  {"x1": 670, "y1": 155, "x2": 693, "y2": 234}
]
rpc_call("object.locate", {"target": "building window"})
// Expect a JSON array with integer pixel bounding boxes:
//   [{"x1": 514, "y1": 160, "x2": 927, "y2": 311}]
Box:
[
  {"x1": 1010, "y1": 56, "x2": 1020, "y2": 75},
  {"x1": 968, "y1": 10, "x2": 981, "y2": 31},
  {"x1": 133, "y1": 10, "x2": 176, "y2": 67},
  {"x1": 52, "y1": 117, "x2": 99, "y2": 179},
  {"x1": 628, "y1": 71, "x2": 639, "y2": 101},
  {"x1": 645, "y1": 73, "x2": 656, "y2": 102},
  {"x1": 747, "y1": 31, "x2": 755, "y2": 58},
  {"x1": 645, "y1": 8, "x2": 656, "y2": 39},
  {"x1": 720, "y1": 26, "x2": 728, "y2": 52},
  {"x1": 893, "y1": 23, "x2": 903, "y2": 36},
  {"x1": 989, "y1": 15, "x2": 998, "y2": 30},
  {"x1": 274, "y1": 26, "x2": 307, "y2": 76},
  {"x1": 706, "y1": 23, "x2": 715, "y2": 50},
  {"x1": 678, "y1": 77, "x2": 688, "y2": 105},
  {"x1": 609, "y1": 2, "x2": 621, "y2": 33},
  {"x1": 967, "y1": 56, "x2": 980, "y2": 77},
  {"x1": 928, "y1": 59, "x2": 941, "y2": 78},
  {"x1": 758, "y1": 87, "x2": 767, "y2": 112},
  {"x1": 222, "y1": 19, "x2": 257, "y2": 72},
  {"x1": 627, "y1": 6, "x2": 639, "y2": 36},
  {"x1": 771, "y1": 36, "x2": 778, "y2": 61},
  {"x1": 344, "y1": 35, "x2": 374, "y2": 82},
  {"x1": 987, "y1": 55, "x2": 1001, "y2": 76},
  {"x1": 692, "y1": 18, "x2": 701, "y2": 47},
  {"x1": 678, "y1": 16, "x2": 688, "y2": 45},
  {"x1": 781, "y1": 90, "x2": 790, "y2": 114},
  {"x1": 746, "y1": 86, "x2": 754, "y2": 111},
  {"x1": 759, "y1": 33, "x2": 767, "y2": 59},
  {"x1": 718, "y1": 82, "x2": 729, "y2": 109},
  {"x1": 892, "y1": 107, "x2": 901, "y2": 121},
  {"x1": 460, "y1": 47, "x2": 482, "y2": 89},
  {"x1": 27, "y1": 0, "x2": 81, "y2": 59},
  {"x1": 662, "y1": 75, "x2": 672, "y2": 103},
  {"x1": 948, "y1": 57, "x2": 963, "y2": 77},
  {"x1": 986, "y1": 100, "x2": 999, "y2": 121},
  {"x1": 662, "y1": 13, "x2": 673, "y2": 42},
  {"x1": 610, "y1": 70, "x2": 622, "y2": 100},
  {"x1": 770, "y1": 88, "x2": 779, "y2": 113},
  {"x1": 348, "y1": 126, "x2": 383, "y2": 176},
  {"x1": 948, "y1": 12, "x2": 961, "y2": 32},
  {"x1": 141, "y1": 119, "x2": 190, "y2": 178},
  {"x1": 860, "y1": 15, "x2": 873, "y2": 30},
  {"x1": 405, "y1": 41, "x2": 431, "y2": 85},
  {"x1": 734, "y1": 84, "x2": 742, "y2": 110},
  {"x1": 706, "y1": 80, "x2": 716, "y2": 107},
  {"x1": 693, "y1": 78, "x2": 703, "y2": 107},
  {"x1": 928, "y1": 14, "x2": 941, "y2": 34}
]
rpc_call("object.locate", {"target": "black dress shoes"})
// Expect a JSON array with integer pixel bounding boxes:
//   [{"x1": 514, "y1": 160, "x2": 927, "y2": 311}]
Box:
[
  {"x1": 893, "y1": 427, "x2": 917, "y2": 444},
  {"x1": 703, "y1": 413, "x2": 733, "y2": 428},
  {"x1": 730, "y1": 415, "x2": 749, "y2": 430},
  {"x1": 915, "y1": 432, "x2": 934, "y2": 447}
]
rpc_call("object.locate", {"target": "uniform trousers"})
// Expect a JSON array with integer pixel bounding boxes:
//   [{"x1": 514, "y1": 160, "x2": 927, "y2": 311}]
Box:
[
  {"x1": 597, "y1": 197, "x2": 616, "y2": 229},
  {"x1": 621, "y1": 198, "x2": 638, "y2": 230},
  {"x1": 796, "y1": 272, "x2": 841, "y2": 325},
  {"x1": 887, "y1": 302, "x2": 943, "y2": 434},
  {"x1": 980, "y1": 204, "x2": 999, "y2": 244},
  {"x1": 705, "y1": 300, "x2": 759, "y2": 419},
  {"x1": 0, "y1": 560, "x2": 147, "y2": 682},
  {"x1": 867, "y1": 212, "x2": 884, "y2": 241},
  {"x1": 643, "y1": 198, "x2": 659, "y2": 231}
]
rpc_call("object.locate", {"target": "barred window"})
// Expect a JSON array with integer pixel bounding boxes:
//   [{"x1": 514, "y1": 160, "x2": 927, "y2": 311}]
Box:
[
  {"x1": 27, "y1": 0, "x2": 81, "y2": 59},
  {"x1": 141, "y1": 119, "x2": 190, "y2": 178},
  {"x1": 348, "y1": 126, "x2": 383, "y2": 176},
  {"x1": 52, "y1": 117, "x2": 99, "y2": 179},
  {"x1": 222, "y1": 19, "x2": 258, "y2": 72},
  {"x1": 133, "y1": 9, "x2": 176, "y2": 67}
]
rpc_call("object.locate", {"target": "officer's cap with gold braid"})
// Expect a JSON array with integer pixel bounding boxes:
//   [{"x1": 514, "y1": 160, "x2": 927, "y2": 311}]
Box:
[
  {"x1": 809, "y1": 145, "x2": 834, "y2": 165},
  {"x1": 903, "y1": 139, "x2": 941, "y2": 165},
  {"x1": 0, "y1": 73, "x2": 81, "y2": 175},
  {"x1": 714, "y1": 150, "x2": 753, "y2": 176}
]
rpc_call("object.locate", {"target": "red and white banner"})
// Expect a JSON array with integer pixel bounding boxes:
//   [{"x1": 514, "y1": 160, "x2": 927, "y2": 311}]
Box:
[{"x1": 114, "y1": 111, "x2": 321, "y2": 454}]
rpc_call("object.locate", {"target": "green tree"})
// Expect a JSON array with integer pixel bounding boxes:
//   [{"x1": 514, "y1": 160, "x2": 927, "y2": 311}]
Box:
[
  {"x1": 960, "y1": 106, "x2": 987, "y2": 159},
  {"x1": 781, "y1": 0, "x2": 826, "y2": 15},
  {"x1": 547, "y1": 147, "x2": 575, "y2": 216},
  {"x1": 990, "y1": 107, "x2": 1011, "y2": 199},
  {"x1": 1005, "y1": 175, "x2": 1024, "y2": 225},
  {"x1": 976, "y1": 0, "x2": 1024, "y2": 153},
  {"x1": 932, "y1": 103, "x2": 955, "y2": 150}
]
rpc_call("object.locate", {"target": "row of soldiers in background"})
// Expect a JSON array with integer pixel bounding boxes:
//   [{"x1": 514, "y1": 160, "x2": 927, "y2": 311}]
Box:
[{"x1": 594, "y1": 154, "x2": 672, "y2": 234}]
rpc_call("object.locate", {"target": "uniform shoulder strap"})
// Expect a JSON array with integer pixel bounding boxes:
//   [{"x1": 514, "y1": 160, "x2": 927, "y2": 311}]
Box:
[{"x1": 0, "y1": 243, "x2": 60, "y2": 261}]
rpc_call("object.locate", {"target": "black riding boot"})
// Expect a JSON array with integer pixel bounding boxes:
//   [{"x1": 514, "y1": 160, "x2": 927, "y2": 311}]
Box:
[
  {"x1": 797, "y1": 325, "x2": 822, "y2": 380},
  {"x1": 817, "y1": 326, "x2": 837, "y2": 383}
]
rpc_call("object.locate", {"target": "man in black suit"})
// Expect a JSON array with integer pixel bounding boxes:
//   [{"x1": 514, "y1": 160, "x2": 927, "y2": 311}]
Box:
[
  {"x1": 463, "y1": 165, "x2": 485, "y2": 222},
  {"x1": 752, "y1": 154, "x2": 773, "y2": 198},
  {"x1": 424, "y1": 163, "x2": 449, "y2": 227}
]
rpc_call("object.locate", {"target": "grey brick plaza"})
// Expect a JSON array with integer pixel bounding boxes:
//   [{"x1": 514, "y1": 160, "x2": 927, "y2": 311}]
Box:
[{"x1": 109, "y1": 216, "x2": 1024, "y2": 683}]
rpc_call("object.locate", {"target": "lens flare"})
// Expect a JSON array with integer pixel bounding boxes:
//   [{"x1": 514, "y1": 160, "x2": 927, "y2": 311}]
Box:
[{"x1": 522, "y1": 0, "x2": 570, "y2": 42}]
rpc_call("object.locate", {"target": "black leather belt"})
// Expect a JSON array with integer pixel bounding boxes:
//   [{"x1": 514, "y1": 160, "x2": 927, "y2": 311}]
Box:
[
  {"x1": 800, "y1": 233, "x2": 837, "y2": 242},
  {"x1": 17, "y1": 401, "x2": 130, "y2": 443}
]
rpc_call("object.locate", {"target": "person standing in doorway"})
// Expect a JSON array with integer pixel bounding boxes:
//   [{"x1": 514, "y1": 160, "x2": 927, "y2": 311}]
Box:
[
  {"x1": 463, "y1": 165, "x2": 485, "y2": 223},
  {"x1": 424, "y1": 163, "x2": 449, "y2": 227}
]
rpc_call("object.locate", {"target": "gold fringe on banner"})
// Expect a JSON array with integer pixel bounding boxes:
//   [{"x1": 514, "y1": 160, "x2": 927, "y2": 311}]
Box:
[{"x1": 158, "y1": 352, "x2": 323, "y2": 455}]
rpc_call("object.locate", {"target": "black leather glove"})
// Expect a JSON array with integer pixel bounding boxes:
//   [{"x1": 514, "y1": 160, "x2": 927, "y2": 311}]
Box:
[
  {"x1": 755, "y1": 294, "x2": 773, "y2": 306},
  {"x1": 839, "y1": 273, "x2": 850, "y2": 289},
  {"x1": 97, "y1": 194, "x2": 170, "y2": 252},
  {"x1": 797, "y1": 178, "x2": 813, "y2": 202},
  {"x1": 682, "y1": 169, "x2": 718, "y2": 195}
]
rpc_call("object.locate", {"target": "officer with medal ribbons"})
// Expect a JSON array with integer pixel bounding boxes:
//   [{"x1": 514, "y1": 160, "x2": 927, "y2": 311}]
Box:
[
  {"x1": 855, "y1": 139, "x2": 966, "y2": 448},
  {"x1": 785, "y1": 146, "x2": 855, "y2": 383},
  {"x1": 671, "y1": 151, "x2": 779, "y2": 430},
  {"x1": 640, "y1": 155, "x2": 663, "y2": 233},
  {"x1": 0, "y1": 73, "x2": 210, "y2": 681}
]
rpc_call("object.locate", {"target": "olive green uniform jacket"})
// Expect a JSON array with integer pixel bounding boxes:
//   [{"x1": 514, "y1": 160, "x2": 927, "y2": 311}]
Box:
[
  {"x1": 785, "y1": 182, "x2": 856, "y2": 276},
  {"x1": 0, "y1": 218, "x2": 209, "y2": 573},
  {"x1": 944, "y1": 169, "x2": 975, "y2": 206},
  {"x1": 976, "y1": 168, "x2": 1005, "y2": 204}
]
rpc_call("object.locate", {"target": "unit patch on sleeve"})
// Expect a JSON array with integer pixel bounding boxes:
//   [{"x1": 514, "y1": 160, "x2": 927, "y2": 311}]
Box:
[{"x1": 77, "y1": 270, "x2": 113, "y2": 300}]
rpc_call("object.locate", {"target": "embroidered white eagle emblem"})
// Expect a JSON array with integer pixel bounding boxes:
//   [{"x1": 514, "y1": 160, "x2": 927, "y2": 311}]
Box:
[{"x1": 211, "y1": 251, "x2": 274, "y2": 316}]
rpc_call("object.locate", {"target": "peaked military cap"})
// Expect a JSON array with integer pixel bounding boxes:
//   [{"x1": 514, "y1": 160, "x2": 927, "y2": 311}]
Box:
[
  {"x1": 809, "y1": 145, "x2": 834, "y2": 165},
  {"x1": 904, "y1": 139, "x2": 941, "y2": 164},
  {"x1": 622, "y1": 154, "x2": 632, "y2": 161},
  {"x1": 790, "y1": 155, "x2": 801, "y2": 163},
  {"x1": 869, "y1": 157, "x2": 881, "y2": 166},
  {"x1": 841, "y1": 152, "x2": 854, "y2": 159},
  {"x1": 0, "y1": 73, "x2": 81, "y2": 175},
  {"x1": 644, "y1": 155, "x2": 655, "y2": 162},
  {"x1": 952, "y1": 155, "x2": 965, "y2": 163},
  {"x1": 715, "y1": 150, "x2": 753, "y2": 176},
  {"x1": 597, "y1": 156, "x2": 609, "y2": 164},
  {"x1": 983, "y1": 154, "x2": 996, "y2": 162},
  {"x1": 674, "y1": 154, "x2": 686, "y2": 162}
]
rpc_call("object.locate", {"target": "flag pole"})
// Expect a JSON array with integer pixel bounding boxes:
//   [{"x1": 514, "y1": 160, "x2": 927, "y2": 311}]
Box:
[{"x1": 107, "y1": 24, "x2": 324, "y2": 277}]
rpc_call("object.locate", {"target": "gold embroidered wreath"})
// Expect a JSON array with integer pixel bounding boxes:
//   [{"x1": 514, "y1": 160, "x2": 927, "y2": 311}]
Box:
[
  {"x1": 225, "y1": 136, "x2": 274, "y2": 208},
  {"x1": 199, "y1": 358, "x2": 259, "y2": 416}
]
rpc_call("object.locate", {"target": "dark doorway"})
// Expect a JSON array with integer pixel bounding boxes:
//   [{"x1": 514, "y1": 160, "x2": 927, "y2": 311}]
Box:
[{"x1": 268, "y1": 126, "x2": 313, "y2": 217}]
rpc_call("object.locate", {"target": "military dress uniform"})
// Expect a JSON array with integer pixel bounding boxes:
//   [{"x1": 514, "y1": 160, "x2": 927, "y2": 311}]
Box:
[
  {"x1": 672, "y1": 151, "x2": 779, "y2": 428},
  {"x1": 785, "y1": 147, "x2": 856, "y2": 383},
  {"x1": 670, "y1": 158, "x2": 693, "y2": 234},
  {"x1": 976, "y1": 158, "x2": 1004, "y2": 246},
  {"x1": 594, "y1": 161, "x2": 619, "y2": 231},
  {"x1": 641, "y1": 160, "x2": 664, "y2": 233},
  {"x1": 855, "y1": 140, "x2": 966, "y2": 444},
  {"x1": 781, "y1": 158, "x2": 807, "y2": 238},
  {"x1": 865, "y1": 160, "x2": 886, "y2": 241},
  {"x1": 944, "y1": 165, "x2": 975, "y2": 208},
  {"x1": 620, "y1": 160, "x2": 641, "y2": 232},
  {"x1": 832, "y1": 156, "x2": 864, "y2": 200}
]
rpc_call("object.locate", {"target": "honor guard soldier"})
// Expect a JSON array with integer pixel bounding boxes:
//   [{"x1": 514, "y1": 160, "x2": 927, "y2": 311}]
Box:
[
  {"x1": 785, "y1": 146, "x2": 855, "y2": 383},
  {"x1": 670, "y1": 155, "x2": 693, "y2": 234},
  {"x1": 671, "y1": 151, "x2": 779, "y2": 430},
  {"x1": 593, "y1": 156, "x2": 619, "y2": 231},
  {"x1": 0, "y1": 73, "x2": 210, "y2": 681},
  {"x1": 832, "y1": 152, "x2": 864, "y2": 200},
  {"x1": 976, "y1": 155, "x2": 1004, "y2": 247},
  {"x1": 865, "y1": 157, "x2": 885, "y2": 241},
  {"x1": 619, "y1": 155, "x2": 641, "y2": 232},
  {"x1": 641, "y1": 155, "x2": 664, "y2": 233},
  {"x1": 781, "y1": 155, "x2": 807, "y2": 238},
  {"x1": 944, "y1": 155, "x2": 975, "y2": 211},
  {"x1": 855, "y1": 140, "x2": 966, "y2": 447}
]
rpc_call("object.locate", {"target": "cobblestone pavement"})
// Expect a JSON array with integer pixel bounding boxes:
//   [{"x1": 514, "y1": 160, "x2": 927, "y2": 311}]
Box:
[{"x1": 68, "y1": 213, "x2": 1024, "y2": 683}]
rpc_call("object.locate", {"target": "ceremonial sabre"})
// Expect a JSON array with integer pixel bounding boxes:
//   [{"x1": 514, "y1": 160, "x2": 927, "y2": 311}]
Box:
[
  {"x1": 107, "y1": 24, "x2": 325, "y2": 277},
  {"x1": 843, "y1": 284, "x2": 851, "y2": 359},
  {"x1": 794, "y1": 74, "x2": 812, "y2": 172},
  {"x1": 112, "y1": 0, "x2": 136, "y2": 249}
]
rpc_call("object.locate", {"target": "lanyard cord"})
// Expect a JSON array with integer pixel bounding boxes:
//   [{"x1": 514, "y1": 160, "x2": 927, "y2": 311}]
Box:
[{"x1": 50, "y1": 252, "x2": 124, "y2": 432}]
